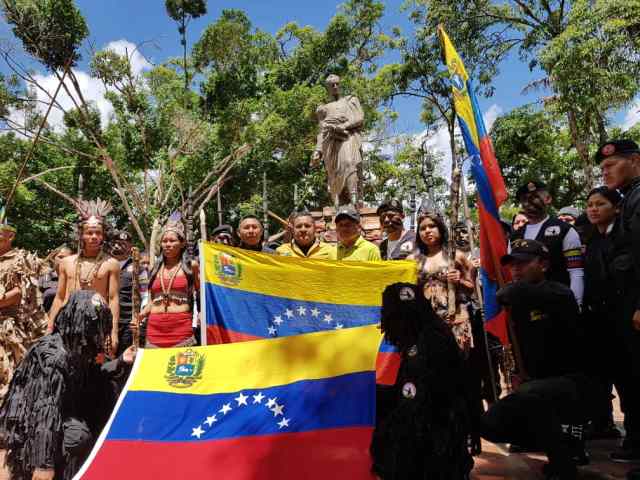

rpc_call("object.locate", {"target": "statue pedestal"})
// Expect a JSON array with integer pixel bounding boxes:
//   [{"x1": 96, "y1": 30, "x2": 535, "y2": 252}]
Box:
[{"x1": 310, "y1": 206, "x2": 381, "y2": 244}]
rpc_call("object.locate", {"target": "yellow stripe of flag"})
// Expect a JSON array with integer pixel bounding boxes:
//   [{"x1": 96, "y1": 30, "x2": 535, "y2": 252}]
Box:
[
  {"x1": 437, "y1": 25, "x2": 480, "y2": 149},
  {"x1": 130, "y1": 325, "x2": 383, "y2": 395},
  {"x1": 202, "y1": 243, "x2": 416, "y2": 306}
]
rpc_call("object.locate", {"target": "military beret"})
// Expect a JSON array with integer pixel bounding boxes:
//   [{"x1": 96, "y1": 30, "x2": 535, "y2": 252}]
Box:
[
  {"x1": 501, "y1": 239, "x2": 549, "y2": 265},
  {"x1": 595, "y1": 139, "x2": 640, "y2": 163},
  {"x1": 516, "y1": 180, "x2": 547, "y2": 199},
  {"x1": 211, "y1": 224, "x2": 234, "y2": 237},
  {"x1": 376, "y1": 199, "x2": 404, "y2": 216}
]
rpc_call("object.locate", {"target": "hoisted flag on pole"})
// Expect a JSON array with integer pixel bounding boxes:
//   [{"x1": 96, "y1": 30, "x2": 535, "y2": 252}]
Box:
[
  {"x1": 74, "y1": 326, "x2": 381, "y2": 480},
  {"x1": 200, "y1": 243, "x2": 417, "y2": 385},
  {"x1": 437, "y1": 25, "x2": 510, "y2": 344}
]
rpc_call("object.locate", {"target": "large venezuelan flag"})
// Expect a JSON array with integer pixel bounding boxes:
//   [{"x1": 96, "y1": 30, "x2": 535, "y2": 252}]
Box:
[
  {"x1": 75, "y1": 326, "x2": 381, "y2": 480},
  {"x1": 200, "y1": 243, "x2": 416, "y2": 385},
  {"x1": 438, "y1": 25, "x2": 510, "y2": 344}
]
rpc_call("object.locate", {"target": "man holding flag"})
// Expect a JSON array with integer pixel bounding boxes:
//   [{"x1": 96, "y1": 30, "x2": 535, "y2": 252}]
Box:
[{"x1": 438, "y1": 25, "x2": 597, "y2": 480}]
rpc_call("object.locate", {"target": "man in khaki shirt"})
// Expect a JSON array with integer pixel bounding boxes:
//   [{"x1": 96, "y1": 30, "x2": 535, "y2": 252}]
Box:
[{"x1": 330, "y1": 205, "x2": 381, "y2": 261}]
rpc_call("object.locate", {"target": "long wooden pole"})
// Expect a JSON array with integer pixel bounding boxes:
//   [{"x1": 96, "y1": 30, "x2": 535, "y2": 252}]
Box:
[
  {"x1": 5, "y1": 60, "x2": 71, "y2": 210},
  {"x1": 461, "y1": 175, "x2": 499, "y2": 402},
  {"x1": 447, "y1": 144, "x2": 462, "y2": 318}
]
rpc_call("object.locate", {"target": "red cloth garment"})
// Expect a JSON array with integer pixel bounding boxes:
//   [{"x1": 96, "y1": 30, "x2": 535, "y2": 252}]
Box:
[
  {"x1": 147, "y1": 311, "x2": 193, "y2": 347},
  {"x1": 150, "y1": 273, "x2": 189, "y2": 296}
]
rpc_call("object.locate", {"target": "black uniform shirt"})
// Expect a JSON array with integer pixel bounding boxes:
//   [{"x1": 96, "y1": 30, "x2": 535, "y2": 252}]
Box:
[
  {"x1": 497, "y1": 280, "x2": 583, "y2": 380},
  {"x1": 612, "y1": 177, "x2": 640, "y2": 310},
  {"x1": 584, "y1": 225, "x2": 617, "y2": 310}
]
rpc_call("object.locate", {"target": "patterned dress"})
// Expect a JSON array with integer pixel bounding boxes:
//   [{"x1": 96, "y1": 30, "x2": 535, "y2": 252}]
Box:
[{"x1": 416, "y1": 250, "x2": 474, "y2": 356}]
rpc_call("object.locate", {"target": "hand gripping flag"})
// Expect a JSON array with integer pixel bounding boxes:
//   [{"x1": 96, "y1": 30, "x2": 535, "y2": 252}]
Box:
[
  {"x1": 75, "y1": 326, "x2": 382, "y2": 480},
  {"x1": 437, "y1": 25, "x2": 510, "y2": 344},
  {"x1": 200, "y1": 243, "x2": 417, "y2": 385}
]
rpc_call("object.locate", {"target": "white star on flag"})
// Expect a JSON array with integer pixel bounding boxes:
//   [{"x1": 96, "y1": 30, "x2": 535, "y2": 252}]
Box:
[
  {"x1": 297, "y1": 306, "x2": 307, "y2": 316},
  {"x1": 268, "y1": 326, "x2": 277, "y2": 336},
  {"x1": 253, "y1": 392, "x2": 265, "y2": 404},
  {"x1": 285, "y1": 309, "x2": 294, "y2": 318},
  {"x1": 271, "y1": 403, "x2": 285, "y2": 417},
  {"x1": 335, "y1": 323, "x2": 344, "y2": 330},
  {"x1": 323, "y1": 314, "x2": 333, "y2": 324},
  {"x1": 277, "y1": 418, "x2": 290, "y2": 429},
  {"x1": 191, "y1": 425, "x2": 205, "y2": 438},
  {"x1": 266, "y1": 397, "x2": 277, "y2": 408},
  {"x1": 273, "y1": 315, "x2": 283, "y2": 325},
  {"x1": 311, "y1": 308, "x2": 320, "y2": 318},
  {"x1": 204, "y1": 415, "x2": 217, "y2": 427},
  {"x1": 219, "y1": 403, "x2": 232, "y2": 415},
  {"x1": 235, "y1": 393, "x2": 249, "y2": 406}
]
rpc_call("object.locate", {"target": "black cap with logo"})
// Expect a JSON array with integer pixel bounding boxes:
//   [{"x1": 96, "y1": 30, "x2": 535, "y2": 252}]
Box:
[
  {"x1": 516, "y1": 181, "x2": 547, "y2": 199},
  {"x1": 376, "y1": 199, "x2": 404, "y2": 216},
  {"x1": 501, "y1": 239, "x2": 549, "y2": 265}
]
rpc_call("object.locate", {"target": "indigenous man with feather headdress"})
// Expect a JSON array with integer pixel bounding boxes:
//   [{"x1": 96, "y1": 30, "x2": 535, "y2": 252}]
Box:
[
  {"x1": 48, "y1": 199, "x2": 120, "y2": 355},
  {"x1": 0, "y1": 206, "x2": 47, "y2": 397}
]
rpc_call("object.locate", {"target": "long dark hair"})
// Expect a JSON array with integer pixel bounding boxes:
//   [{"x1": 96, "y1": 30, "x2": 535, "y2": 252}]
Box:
[
  {"x1": 380, "y1": 283, "x2": 451, "y2": 352},
  {"x1": 148, "y1": 231, "x2": 194, "y2": 300},
  {"x1": 415, "y1": 212, "x2": 448, "y2": 255}
]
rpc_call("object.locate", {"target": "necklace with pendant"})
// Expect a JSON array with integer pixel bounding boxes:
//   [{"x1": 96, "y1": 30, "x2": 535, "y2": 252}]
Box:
[
  {"x1": 75, "y1": 251, "x2": 105, "y2": 290},
  {"x1": 159, "y1": 263, "x2": 181, "y2": 312}
]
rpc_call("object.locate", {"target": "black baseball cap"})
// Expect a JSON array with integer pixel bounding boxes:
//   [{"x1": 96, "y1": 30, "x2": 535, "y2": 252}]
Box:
[
  {"x1": 595, "y1": 139, "x2": 640, "y2": 163},
  {"x1": 376, "y1": 199, "x2": 404, "y2": 216},
  {"x1": 335, "y1": 204, "x2": 360, "y2": 222},
  {"x1": 501, "y1": 239, "x2": 549, "y2": 265},
  {"x1": 516, "y1": 180, "x2": 547, "y2": 199}
]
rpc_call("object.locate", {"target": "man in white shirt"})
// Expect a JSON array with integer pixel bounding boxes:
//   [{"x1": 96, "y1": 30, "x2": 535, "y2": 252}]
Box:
[{"x1": 510, "y1": 181, "x2": 584, "y2": 307}]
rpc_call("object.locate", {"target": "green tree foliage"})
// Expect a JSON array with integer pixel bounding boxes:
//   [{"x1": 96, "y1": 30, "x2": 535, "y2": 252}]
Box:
[
  {"x1": 483, "y1": 0, "x2": 640, "y2": 188},
  {"x1": 381, "y1": 0, "x2": 510, "y2": 189},
  {"x1": 1, "y1": 0, "x2": 88, "y2": 69},
  {"x1": 164, "y1": 0, "x2": 207, "y2": 95},
  {"x1": 491, "y1": 105, "x2": 584, "y2": 208}
]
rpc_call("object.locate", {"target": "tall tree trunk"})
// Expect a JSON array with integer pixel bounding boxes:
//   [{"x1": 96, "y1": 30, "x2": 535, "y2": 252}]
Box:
[{"x1": 566, "y1": 108, "x2": 594, "y2": 191}]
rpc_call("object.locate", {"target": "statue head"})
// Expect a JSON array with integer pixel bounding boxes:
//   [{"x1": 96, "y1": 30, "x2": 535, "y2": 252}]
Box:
[{"x1": 325, "y1": 74, "x2": 341, "y2": 99}]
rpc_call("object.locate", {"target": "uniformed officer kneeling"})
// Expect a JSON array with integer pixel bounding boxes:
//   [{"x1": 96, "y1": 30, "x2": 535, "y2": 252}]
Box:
[{"x1": 480, "y1": 240, "x2": 596, "y2": 480}]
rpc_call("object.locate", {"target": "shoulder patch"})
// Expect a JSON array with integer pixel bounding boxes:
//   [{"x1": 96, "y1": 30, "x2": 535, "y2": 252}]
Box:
[{"x1": 544, "y1": 226, "x2": 561, "y2": 236}]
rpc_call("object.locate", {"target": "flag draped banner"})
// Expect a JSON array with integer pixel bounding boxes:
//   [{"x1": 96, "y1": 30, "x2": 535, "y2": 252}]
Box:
[
  {"x1": 200, "y1": 243, "x2": 417, "y2": 385},
  {"x1": 437, "y1": 25, "x2": 510, "y2": 344},
  {"x1": 75, "y1": 326, "x2": 381, "y2": 480}
]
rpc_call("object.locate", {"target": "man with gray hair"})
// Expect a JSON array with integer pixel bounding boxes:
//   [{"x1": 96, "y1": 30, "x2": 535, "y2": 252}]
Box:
[{"x1": 311, "y1": 74, "x2": 365, "y2": 206}]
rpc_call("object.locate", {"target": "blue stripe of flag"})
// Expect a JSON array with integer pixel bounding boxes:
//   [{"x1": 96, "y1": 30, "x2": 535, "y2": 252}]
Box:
[{"x1": 107, "y1": 372, "x2": 375, "y2": 442}]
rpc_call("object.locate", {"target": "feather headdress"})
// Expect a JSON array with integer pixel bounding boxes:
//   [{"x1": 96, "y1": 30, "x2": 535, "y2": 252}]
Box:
[
  {"x1": 75, "y1": 198, "x2": 113, "y2": 228},
  {"x1": 162, "y1": 211, "x2": 185, "y2": 239}
]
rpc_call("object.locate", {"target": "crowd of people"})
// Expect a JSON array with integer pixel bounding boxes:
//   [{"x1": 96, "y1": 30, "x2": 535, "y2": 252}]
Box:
[{"x1": 0, "y1": 138, "x2": 639, "y2": 479}]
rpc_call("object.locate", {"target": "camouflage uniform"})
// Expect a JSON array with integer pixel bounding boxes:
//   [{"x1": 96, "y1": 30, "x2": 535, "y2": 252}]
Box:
[{"x1": 0, "y1": 248, "x2": 47, "y2": 397}]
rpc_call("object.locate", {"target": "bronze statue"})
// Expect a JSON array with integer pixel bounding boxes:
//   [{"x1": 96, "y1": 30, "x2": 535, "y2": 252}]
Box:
[{"x1": 311, "y1": 74, "x2": 364, "y2": 206}]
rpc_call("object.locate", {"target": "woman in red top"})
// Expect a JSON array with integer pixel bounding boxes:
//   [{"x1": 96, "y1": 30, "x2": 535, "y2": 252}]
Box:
[{"x1": 136, "y1": 212, "x2": 200, "y2": 348}]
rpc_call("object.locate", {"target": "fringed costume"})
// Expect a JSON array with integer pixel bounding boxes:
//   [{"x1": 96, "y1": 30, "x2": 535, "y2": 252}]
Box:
[
  {"x1": 0, "y1": 290, "x2": 129, "y2": 480},
  {"x1": 371, "y1": 283, "x2": 473, "y2": 480},
  {"x1": 0, "y1": 210, "x2": 46, "y2": 398}
]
